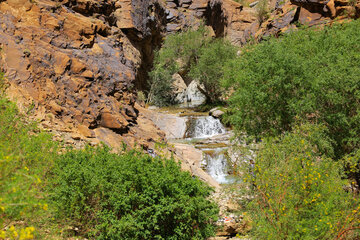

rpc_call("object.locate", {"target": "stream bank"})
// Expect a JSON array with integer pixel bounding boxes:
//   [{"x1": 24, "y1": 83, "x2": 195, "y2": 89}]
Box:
[{"x1": 146, "y1": 105, "x2": 251, "y2": 239}]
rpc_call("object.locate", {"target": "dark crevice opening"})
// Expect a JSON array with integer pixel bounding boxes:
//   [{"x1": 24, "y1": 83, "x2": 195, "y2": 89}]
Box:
[
  {"x1": 123, "y1": 2, "x2": 167, "y2": 92},
  {"x1": 204, "y1": 1, "x2": 227, "y2": 38}
]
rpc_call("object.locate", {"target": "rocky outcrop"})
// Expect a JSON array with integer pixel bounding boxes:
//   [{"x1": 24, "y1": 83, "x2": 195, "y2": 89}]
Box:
[
  {"x1": 206, "y1": 0, "x2": 258, "y2": 45},
  {"x1": 0, "y1": 0, "x2": 227, "y2": 150},
  {"x1": 0, "y1": 0, "x2": 164, "y2": 149},
  {"x1": 255, "y1": 0, "x2": 360, "y2": 40},
  {"x1": 205, "y1": 0, "x2": 359, "y2": 45},
  {"x1": 0, "y1": 0, "x2": 358, "y2": 153}
]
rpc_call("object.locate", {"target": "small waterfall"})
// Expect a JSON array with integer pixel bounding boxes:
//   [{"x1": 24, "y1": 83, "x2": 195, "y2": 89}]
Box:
[
  {"x1": 202, "y1": 149, "x2": 232, "y2": 184},
  {"x1": 185, "y1": 116, "x2": 226, "y2": 138}
]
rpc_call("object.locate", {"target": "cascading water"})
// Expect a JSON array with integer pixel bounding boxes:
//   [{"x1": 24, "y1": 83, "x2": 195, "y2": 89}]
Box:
[
  {"x1": 183, "y1": 115, "x2": 236, "y2": 184},
  {"x1": 185, "y1": 116, "x2": 226, "y2": 138},
  {"x1": 202, "y1": 148, "x2": 232, "y2": 184}
]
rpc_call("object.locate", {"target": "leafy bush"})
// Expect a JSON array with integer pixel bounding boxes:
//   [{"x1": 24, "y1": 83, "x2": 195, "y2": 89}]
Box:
[
  {"x1": 51, "y1": 146, "x2": 218, "y2": 239},
  {"x1": 189, "y1": 39, "x2": 237, "y2": 103},
  {"x1": 0, "y1": 88, "x2": 58, "y2": 238},
  {"x1": 148, "y1": 26, "x2": 211, "y2": 106},
  {"x1": 241, "y1": 124, "x2": 360, "y2": 239},
  {"x1": 223, "y1": 20, "x2": 360, "y2": 157},
  {"x1": 149, "y1": 26, "x2": 237, "y2": 106}
]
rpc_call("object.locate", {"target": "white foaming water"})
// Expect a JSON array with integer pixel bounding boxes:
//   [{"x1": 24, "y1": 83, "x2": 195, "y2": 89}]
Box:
[
  {"x1": 202, "y1": 149, "x2": 231, "y2": 184},
  {"x1": 185, "y1": 116, "x2": 226, "y2": 138}
]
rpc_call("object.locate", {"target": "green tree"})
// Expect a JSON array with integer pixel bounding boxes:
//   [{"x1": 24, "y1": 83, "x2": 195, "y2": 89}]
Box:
[
  {"x1": 149, "y1": 26, "x2": 237, "y2": 106},
  {"x1": 148, "y1": 26, "x2": 211, "y2": 106},
  {"x1": 223, "y1": 20, "x2": 360, "y2": 157},
  {"x1": 189, "y1": 39, "x2": 237, "y2": 103}
]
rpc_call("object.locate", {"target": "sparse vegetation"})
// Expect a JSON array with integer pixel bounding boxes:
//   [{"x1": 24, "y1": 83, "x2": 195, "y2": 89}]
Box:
[
  {"x1": 239, "y1": 124, "x2": 360, "y2": 239},
  {"x1": 256, "y1": 0, "x2": 269, "y2": 24}
]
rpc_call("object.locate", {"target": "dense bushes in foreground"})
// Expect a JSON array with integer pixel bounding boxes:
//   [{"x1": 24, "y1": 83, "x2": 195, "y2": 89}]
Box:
[
  {"x1": 0, "y1": 77, "x2": 218, "y2": 239},
  {"x1": 240, "y1": 124, "x2": 360, "y2": 239},
  {"x1": 51, "y1": 146, "x2": 218, "y2": 240}
]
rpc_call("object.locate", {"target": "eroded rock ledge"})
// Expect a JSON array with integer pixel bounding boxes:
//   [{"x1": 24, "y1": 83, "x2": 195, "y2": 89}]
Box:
[{"x1": 0, "y1": 0, "x2": 358, "y2": 151}]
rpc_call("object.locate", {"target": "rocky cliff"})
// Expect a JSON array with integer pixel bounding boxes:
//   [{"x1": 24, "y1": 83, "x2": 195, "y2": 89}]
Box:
[{"x1": 0, "y1": 0, "x2": 358, "y2": 150}]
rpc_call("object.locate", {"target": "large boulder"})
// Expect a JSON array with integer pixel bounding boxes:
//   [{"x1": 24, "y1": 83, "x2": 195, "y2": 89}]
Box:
[
  {"x1": 172, "y1": 73, "x2": 188, "y2": 103},
  {"x1": 186, "y1": 80, "x2": 207, "y2": 103}
]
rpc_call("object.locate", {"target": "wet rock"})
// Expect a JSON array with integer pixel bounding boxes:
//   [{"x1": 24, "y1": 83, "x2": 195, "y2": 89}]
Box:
[
  {"x1": 209, "y1": 108, "x2": 225, "y2": 119},
  {"x1": 185, "y1": 116, "x2": 226, "y2": 138},
  {"x1": 142, "y1": 107, "x2": 187, "y2": 139},
  {"x1": 172, "y1": 142, "x2": 221, "y2": 190}
]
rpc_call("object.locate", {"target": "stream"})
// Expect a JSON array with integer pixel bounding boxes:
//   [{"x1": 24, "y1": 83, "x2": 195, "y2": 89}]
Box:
[
  {"x1": 183, "y1": 115, "x2": 235, "y2": 184},
  {"x1": 150, "y1": 106, "x2": 239, "y2": 185},
  {"x1": 148, "y1": 105, "x2": 250, "y2": 239}
]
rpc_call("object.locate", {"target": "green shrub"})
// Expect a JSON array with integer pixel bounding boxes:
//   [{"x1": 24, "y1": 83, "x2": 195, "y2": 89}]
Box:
[
  {"x1": 241, "y1": 124, "x2": 360, "y2": 239},
  {"x1": 189, "y1": 39, "x2": 237, "y2": 103},
  {"x1": 148, "y1": 26, "x2": 210, "y2": 106},
  {"x1": 51, "y1": 146, "x2": 218, "y2": 239},
  {"x1": 223, "y1": 20, "x2": 360, "y2": 157},
  {"x1": 149, "y1": 26, "x2": 237, "y2": 106},
  {"x1": 0, "y1": 93, "x2": 58, "y2": 238}
]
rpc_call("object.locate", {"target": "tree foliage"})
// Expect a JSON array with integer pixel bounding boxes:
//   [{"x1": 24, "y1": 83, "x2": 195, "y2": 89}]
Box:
[
  {"x1": 223, "y1": 20, "x2": 360, "y2": 157},
  {"x1": 240, "y1": 124, "x2": 360, "y2": 239},
  {"x1": 149, "y1": 26, "x2": 237, "y2": 106},
  {"x1": 51, "y1": 146, "x2": 218, "y2": 240},
  {"x1": 148, "y1": 26, "x2": 210, "y2": 106},
  {"x1": 189, "y1": 39, "x2": 237, "y2": 103}
]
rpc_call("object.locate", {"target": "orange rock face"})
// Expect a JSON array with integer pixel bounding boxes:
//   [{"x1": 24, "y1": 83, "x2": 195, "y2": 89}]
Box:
[
  {"x1": 0, "y1": 0, "x2": 166, "y2": 149},
  {"x1": 0, "y1": 0, "x2": 358, "y2": 151},
  {"x1": 0, "y1": 0, "x2": 219, "y2": 150}
]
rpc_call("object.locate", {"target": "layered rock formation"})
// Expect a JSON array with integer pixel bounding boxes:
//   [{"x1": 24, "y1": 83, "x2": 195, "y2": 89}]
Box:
[
  {"x1": 0, "y1": 0, "x2": 219, "y2": 150},
  {"x1": 255, "y1": 0, "x2": 360, "y2": 39},
  {"x1": 0, "y1": 0, "x2": 358, "y2": 150},
  {"x1": 0, "y1": 0, "x2": 164, "y2": 149}
]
